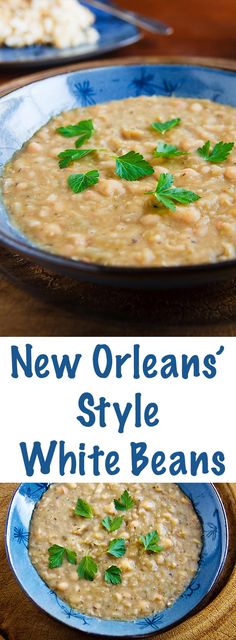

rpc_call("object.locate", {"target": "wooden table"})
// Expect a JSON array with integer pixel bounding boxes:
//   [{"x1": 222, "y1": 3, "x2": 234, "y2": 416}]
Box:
[{"x1": 0, "y1": 0, "x2": 236, "y2": 335}]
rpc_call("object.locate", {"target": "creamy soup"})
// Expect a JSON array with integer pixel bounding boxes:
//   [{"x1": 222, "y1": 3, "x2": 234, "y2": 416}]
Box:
[
  {"x1": 29, "y1": 483, "x2": 202, "y2": 620},
  {"x1": 3, "y1": 96, "x2": 236, "y2": 267}
]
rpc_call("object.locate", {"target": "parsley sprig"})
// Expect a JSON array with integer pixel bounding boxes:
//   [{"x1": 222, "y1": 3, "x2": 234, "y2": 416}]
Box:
[
  {"x1": 114, "y1": 489, "x2": 135, "y2": 511},
  {"x1": 58, "y1": 148, "x2": 95, "y2": 169},
  {"x1": 107, "y1": 538, "x2": 126, "y2": 558},
  {"x1": 152, "y1": 118, "x2": 181, "y2": 135},
  {"x1": 197, "y1": 140, "x2": 234, "y2": 163},
  {"x1": 77, "y1": 556, "x2": 98, "y2": 581},
  {"x1": 74, "y1": 498, "x2": 94, "y2": 518},
  {"x1": 102, "y1": 516, "x2": 123, "y2": 533},
  {"x1": 146, "y1": 172, "x2": 200, "y2": 212},
  {"x1": 139, "y1": 531, "x2": 163, "y2": 553},
  {"x1": 56, "y1": 119, "x2": 94, "y2": 148},
  {"x1": 48, "y1": 544, "x2": 77, "y2": 569},
  {"x1": 104, "y1": 565, "x2": 122, "y2": 585},
  {"x1": 154, "y1": 142, "x2": 188, "y2": 159},
  {"x1": 68, "y1": 170, "x2": 99, "y2": 194},
  {"x1": 116, "y1": 151, "x2": 154, "y2": 181}
]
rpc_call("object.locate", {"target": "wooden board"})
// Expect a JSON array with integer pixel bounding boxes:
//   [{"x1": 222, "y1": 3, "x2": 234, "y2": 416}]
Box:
[
  {"x1": 0, "y1": 484, "x2": 236, "y2": 640},
  {"x1": 2, "y1": 247, "x2": 236, "y2": 330}
]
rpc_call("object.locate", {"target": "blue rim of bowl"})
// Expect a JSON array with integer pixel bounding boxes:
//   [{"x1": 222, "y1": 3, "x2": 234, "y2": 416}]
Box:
[
  {"x1": 1, "y1": 63, "x2": 236, "y2": 285},
  {"x1": 5, "y1": 483, "x2": 229, "y2": 637}
]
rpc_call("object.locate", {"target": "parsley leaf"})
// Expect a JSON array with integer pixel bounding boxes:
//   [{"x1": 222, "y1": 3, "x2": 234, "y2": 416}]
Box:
[
  {"x1": 75, "y1": 135, "x2": 93, "y2": 149},
  {"x1": 102, "y1": 516, "x2": 123, "y2": 533},
  {"x1": 104, "y1": 565, "x2": 122, "y2": 585},
  {"x1": 74, "y1": 498, "x2": 93, "y2": 518},
  {"x1": 197, "y1": 140, "x2": 234, "y2": 163},
  {"x1": 48, "y1": 544, "x2": 64, "y2": 568},
  {"x1": 146, "y1": 172, "x2": 200, "y2": 212},
  {"x1": 65, "y1": 548, "x2": 77, "y2": 564},
  {"x1": 140, "y1": 530, "x2": 163, "y2": 553},
  {"x1": 156, "y1": 172, "x2": 174, "y2": 191},
  {"x1": 116, "y1": 151, "x2": 154, "y2": 181},
  {"x1": 56, "y1": 119, "x2": 94, "y2": 148},
  {"x1": 114, "y1": 489, "x2": 135, "y2": 511},
  {"x1": 152, "y1": 118, "x2": 181, "y2": 135},
  {"x1": 68, "y1": 170, "x2": 99, "y2": 194},
  {"x1": 107, "y1": 538, "x2": 126, "y2": 558},
  {"x1": 48, "y1": 544, "x2": 77, "y2": 569},
  {"x1": 154, "y1": 142, "x2": 188, "y2": 158},
  {"x1": 77, "y1": 556, "x2": 98, "y2": 581},
  {"x1": 58, "y1": 148, "x2": 95, "y2": 169}
]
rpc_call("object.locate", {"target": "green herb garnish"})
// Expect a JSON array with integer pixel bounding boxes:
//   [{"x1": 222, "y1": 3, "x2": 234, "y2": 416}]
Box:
[
  {"x1": 74, "y1": 498, "x2": 93, "y2": 518},
  {"x1": 116, "y1": 151, "x2": 154, "y2": 181},
  {"x1": 114, "y1": 489, "x2": 135, "y2": 511},
  {"x1": 139, "y1": 530, "x2": 163, "y2": 553},
  {"x1": 77, "y1": 556, "x2": 98, "y2": 581},
  {"x1": 104, "y1": 565, "x2": 122, "y2": 585},
  {"x1": 146, "y1": 172, "x2": 200, "y2": 212},
  {"x1": 102, "y1": 516, "x2": 123, "y2": 533},
  {"x1": 197, "y1": 140, "x2": 234, "y2": 163},
  {"x1": 56, "y1": 119, "x2": 94, "y2": 148},
  {"x1": 107, "y1": 538, "x2": 126, "y2": 558},
  {"x1": 68, "y1": 170, "x2": 99, "y2": 194},
  {"x1": 58, "y1": 148, "x2": 95, "y2": 169},
  {"x1": 151, "y1": 118, "x2": 181, "y2": 135},
  {"x1": 48, "y1": 544, "x2": 77, "y2": 569},
  {"x1": 154, "y1": 141, "x2": 188, "y2": 159}
]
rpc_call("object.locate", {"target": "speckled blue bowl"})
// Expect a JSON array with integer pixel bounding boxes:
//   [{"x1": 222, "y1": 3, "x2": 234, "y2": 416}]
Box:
[
  {"x1": 5, "y1": 483, "x2": 228, "y2": 636},
  {"x1": 1, "y1": 63, "x2": 236, "y2": 289}
]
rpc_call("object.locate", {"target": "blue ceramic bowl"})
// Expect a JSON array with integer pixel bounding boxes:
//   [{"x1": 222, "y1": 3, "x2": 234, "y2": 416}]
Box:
[
  {"x1": 0, "y1": 2, "x2": 141, "y2": 68},
  {"x1": 5, "y1": 483, "x2": 228, "y2": 637},
  {"x1": 1, "y1": 63, "x2": 236, "y2": 289}
]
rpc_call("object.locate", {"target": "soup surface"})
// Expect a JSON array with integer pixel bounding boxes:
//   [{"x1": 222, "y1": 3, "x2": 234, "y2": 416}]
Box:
[
  {"x1": 29, "y1": 483, "x2": 202, "y2": 620},
  {"x1": 3, "y1": 95, "x2": 236, "y2": 267}
]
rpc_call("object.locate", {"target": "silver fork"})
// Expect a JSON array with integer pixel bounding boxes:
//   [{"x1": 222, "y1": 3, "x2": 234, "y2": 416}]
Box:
[{"x1": 85, "y1": 0, "x2": 173, "y2": 35}]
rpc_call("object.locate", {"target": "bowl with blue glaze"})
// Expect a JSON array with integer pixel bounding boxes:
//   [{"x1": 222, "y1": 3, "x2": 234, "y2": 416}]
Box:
[
  {"x1": 5, "y1": 483, "x2": 228, "y2": 636},
  {"x1": 1, "y1": 62, "x2": 236, "y2": 290}
]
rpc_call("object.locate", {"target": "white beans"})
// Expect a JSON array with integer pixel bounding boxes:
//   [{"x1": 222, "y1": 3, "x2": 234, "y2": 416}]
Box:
[
  {"x1": 4, "y1": 95, "x2": 236, "y2": 267},
  {"x1": 0, "y1": 0, "x2": 99, "y2": 48},
  {"x1": 225, "y1": 166, "x2": 236, "y2": 181},
  {"x1": 29, "y1": 483, "x2": 202, "y2": 621}
]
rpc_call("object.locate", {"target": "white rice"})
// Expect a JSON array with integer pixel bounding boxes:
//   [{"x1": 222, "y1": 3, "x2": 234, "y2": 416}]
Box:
[{"x1": 0, "y1": 0, "x2": 99, "y2": 48}]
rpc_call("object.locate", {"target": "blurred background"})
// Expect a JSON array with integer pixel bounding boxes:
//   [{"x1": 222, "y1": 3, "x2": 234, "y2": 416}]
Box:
[
  {"x1": 0, "y1": 0, "x2": 235, "y2": 78},
  {"x1": 115, "y1": 0, "x2": 235, "y2": 60}
]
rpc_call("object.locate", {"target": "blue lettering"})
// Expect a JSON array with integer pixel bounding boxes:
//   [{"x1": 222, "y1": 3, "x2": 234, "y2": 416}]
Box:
[
  {"x1": 93, "y1": 344, "x2": 112, "y2": 378},
  {"x1": 212, "y1": 451, "x2": 225, "y2": 475},
  {"x1": 77, "y1": 392, "x2": 95, "y2": 427},
  {"x1": 20, "y1": 440, "x2": 57, "y2": 476},
  {"x1": 131, "y1": 441, "x2": 148, "y2": 476},
  {"x1": 105, "y1": 451, "x2": 120, "y2": 475}
]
